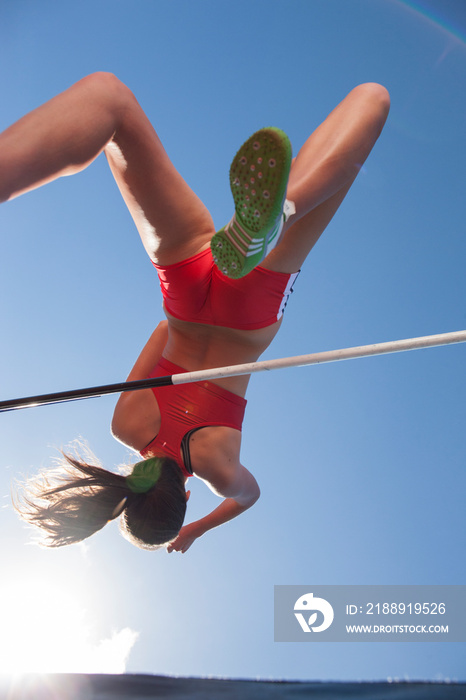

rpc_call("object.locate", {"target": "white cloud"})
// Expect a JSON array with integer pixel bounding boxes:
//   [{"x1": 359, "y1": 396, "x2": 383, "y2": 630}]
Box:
[{"x1": 86, "y1": 628, "x2": 140, "y2": 674}]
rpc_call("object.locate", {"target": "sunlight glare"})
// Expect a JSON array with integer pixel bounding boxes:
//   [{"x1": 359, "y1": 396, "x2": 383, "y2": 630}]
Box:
[{"x1": 0, "y1": 576, "x2": 138, "y2": 674}]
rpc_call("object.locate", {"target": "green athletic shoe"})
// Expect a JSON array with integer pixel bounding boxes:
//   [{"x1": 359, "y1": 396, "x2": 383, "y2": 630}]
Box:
[{"x1": 211, "y1": 127, "x2": 293, "y2": 278}]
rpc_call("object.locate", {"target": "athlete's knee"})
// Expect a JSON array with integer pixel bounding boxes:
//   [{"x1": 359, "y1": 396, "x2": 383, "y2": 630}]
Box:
[
  {"x1": 78, "y1": 72, "x2": 138, "y2": 119},
  {"x1": 80, "y1": 71, "x2": 128, "y2": 94},
  {"x1": 355, "y1": 83, "x2": 390, "y2": 121},
  {"x1": 366, "y1": 82, "x2": 390, "y2": 115}
]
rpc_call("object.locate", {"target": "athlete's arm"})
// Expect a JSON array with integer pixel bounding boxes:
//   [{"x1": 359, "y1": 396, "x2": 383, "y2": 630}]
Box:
[
  {"x1": 167, "y1": 464, "x2": 260, "y2": 553},
  {"x1": 111, "y1": 321, "x2": 168, "y2": 444}
]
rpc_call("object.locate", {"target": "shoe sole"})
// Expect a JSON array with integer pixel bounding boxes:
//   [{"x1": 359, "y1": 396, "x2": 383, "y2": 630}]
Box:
[{"x1": 211, "y1": 127, "x2": 292, "y2": 278}]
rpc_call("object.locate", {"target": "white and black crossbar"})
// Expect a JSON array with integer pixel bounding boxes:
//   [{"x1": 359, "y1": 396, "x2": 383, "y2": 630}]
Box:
[{"x1": 0, "y1": 330, "x2": 464, "y2": 412}]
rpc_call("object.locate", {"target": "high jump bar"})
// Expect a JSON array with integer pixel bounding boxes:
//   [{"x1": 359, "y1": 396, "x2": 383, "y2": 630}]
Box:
[{"x1": 0, "y1": 330, "x2": 465, "y2": 412}]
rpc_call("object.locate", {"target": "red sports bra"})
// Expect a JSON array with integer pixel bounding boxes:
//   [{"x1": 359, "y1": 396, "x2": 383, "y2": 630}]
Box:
[{"x1": 140, "y1": 357, "x2": 247, "y2": 477}]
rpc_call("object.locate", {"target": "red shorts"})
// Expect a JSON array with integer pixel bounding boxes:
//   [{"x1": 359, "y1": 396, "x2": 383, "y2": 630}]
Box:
[{"x1": 154, "y1": 249, "x2": 299, "y2": 330}]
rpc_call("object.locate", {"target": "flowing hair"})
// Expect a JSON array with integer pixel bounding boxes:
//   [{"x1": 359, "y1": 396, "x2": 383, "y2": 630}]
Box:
[{"x1": 13, "y1": 447, "x2": 187, "y2": 550}]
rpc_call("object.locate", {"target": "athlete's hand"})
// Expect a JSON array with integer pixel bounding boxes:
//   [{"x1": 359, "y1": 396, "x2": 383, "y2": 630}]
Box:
[{"x1": 166, "y1": 523, "x2": 200, "y2": 554}]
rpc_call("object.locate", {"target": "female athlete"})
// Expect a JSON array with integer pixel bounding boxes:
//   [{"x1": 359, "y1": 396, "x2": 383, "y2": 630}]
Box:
[{"x1": 2, "y1": 73, "x2": 390, "y2": 552}]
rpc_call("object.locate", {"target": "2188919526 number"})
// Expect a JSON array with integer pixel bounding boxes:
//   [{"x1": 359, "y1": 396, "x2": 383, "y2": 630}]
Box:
[{"x1": 365, "y1": 602, "x2": 446, "y2": 615}]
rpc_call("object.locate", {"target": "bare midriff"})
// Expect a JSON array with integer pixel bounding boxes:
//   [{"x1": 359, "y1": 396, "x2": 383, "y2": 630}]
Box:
[{"x1": 162, "y1": 307, "x2": 283, "y2": 397}]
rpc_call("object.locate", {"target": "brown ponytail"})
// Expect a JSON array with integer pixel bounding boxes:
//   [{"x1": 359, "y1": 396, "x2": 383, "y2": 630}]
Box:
[{"x1": 14, "y1": 450, "x2": 187, "y2": 550}]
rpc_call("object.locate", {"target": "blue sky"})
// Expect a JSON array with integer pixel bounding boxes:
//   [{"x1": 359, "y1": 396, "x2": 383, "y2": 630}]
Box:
[{"x1": 0, "y1": 0, "x2": 465, "y2": 683}]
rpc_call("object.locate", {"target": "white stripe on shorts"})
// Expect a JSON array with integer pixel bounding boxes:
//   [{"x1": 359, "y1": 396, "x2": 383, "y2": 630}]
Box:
[{"x1": 277, "y1": 271, "x2": 300, "y2": 321}]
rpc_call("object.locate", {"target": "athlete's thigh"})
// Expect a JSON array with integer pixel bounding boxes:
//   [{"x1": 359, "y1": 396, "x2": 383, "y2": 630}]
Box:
[
  {"x1": 105, "y1": 92, "x2": 215, "y2": 265},
  {"x1": 261, "y1": 181, "x2": 353, "y2": 273}
]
